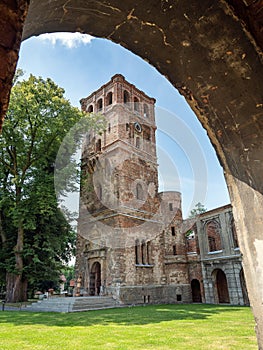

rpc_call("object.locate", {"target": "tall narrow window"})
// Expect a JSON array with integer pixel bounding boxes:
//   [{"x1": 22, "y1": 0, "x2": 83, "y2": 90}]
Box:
[
  {"x1": 123, "y1": 90, "x2": 130, "y2": 104},
  {"x1": 108, "y1": 123, "x2": 111, "y2": 133},
  {"x1": 169, "y1": 203, "x2": 173, "y2": 211},
  {"x1": 134, "y1": 97, "x2": 139, "y2": 111},
  {"x1": 96, "y1": 139, "x2": 101, "y2": 152},
  {"x1": 135, "y1": 239, "x2": 140, "y2": 264},
  {"x1": 106, "y1": 91, "x2": 113, "y2": 105},
  {"x1": 146, "y1": 241, "x2": 151, "y2": 265},
  {"x1": 173, "y1": 245, "x2": 177, "y2": 255},
  {"x1": 97, "y1": 98, "x2": 103, "y2": 111},
  {"x1": 171, "y1": 226, "x2": 175, "y2": 236},
  {"x1": 143, "y1": 103, "x2": 149, "y2": 117},
  {"x1": 136, "y1": 183, "x2": 143, "y2": 200},
  {"x1": 141, "y1": 240, "x2": 146, "y2": 265}
]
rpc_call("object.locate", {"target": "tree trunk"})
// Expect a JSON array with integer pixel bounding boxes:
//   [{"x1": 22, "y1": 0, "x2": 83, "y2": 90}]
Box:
[{"x1": 5, "y1": 224, "x2": 27, "y2": 302}]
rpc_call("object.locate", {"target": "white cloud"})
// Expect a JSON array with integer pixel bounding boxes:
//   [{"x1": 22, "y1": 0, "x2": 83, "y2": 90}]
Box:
[{"x1": 38, "y1": 32, "x2": 94, "y2": 48}]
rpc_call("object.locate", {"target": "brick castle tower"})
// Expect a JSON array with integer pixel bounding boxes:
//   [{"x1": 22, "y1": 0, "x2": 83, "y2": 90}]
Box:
[{"x1": 75, "y1": 74, "x2": 191, "y2": 304}]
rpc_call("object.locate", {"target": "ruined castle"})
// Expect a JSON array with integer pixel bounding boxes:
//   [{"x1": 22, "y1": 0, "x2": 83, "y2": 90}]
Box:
[{"x1": 75, "y1": 74, "x2": 248, "y2": 306}]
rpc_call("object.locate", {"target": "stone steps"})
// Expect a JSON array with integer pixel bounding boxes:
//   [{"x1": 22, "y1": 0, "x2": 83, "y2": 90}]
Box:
[{"x1": 25, "y1": 296, "x2": 118, "y2": 313}]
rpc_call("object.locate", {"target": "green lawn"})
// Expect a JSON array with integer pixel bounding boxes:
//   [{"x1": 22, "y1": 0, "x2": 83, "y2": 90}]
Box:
[{"x1": 0, "y1": 304, "x2": 257, "y2": 349}]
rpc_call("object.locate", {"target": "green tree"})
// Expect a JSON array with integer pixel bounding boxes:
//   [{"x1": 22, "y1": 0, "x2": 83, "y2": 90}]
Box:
[
  {"x1": 188, "y1": 202, "x2": 207, "y2": 218},
  {"x1": 0, "y1": 74, "x2": 104, "y2": 302}
]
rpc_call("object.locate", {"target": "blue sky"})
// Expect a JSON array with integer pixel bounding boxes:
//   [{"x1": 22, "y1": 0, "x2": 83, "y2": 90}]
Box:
[{"x1": 18, "y1": 33, "x2": 230, "y2": 217}]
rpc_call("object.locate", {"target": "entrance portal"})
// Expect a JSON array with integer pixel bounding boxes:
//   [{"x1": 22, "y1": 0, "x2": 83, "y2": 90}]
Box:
[
  {"x1": 214, "y1": 269, "x2": 230, "y2": 304},
  {"x1": 191, "y1": 279, "x2": 202, "y2": 303},
  {"x1": 89, "y1": 262, "x2": 101, "y2": 296}
]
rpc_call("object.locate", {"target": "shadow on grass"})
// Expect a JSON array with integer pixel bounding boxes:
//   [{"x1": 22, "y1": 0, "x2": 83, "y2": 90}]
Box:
[{"x1": 0, "y1": 304, "x2": 250, "y2": 327}]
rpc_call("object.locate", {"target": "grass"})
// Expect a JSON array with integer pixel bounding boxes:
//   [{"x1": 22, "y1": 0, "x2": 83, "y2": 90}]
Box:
[{"x1": 0, "y1": 304, "x2": 257, "y2": 349}]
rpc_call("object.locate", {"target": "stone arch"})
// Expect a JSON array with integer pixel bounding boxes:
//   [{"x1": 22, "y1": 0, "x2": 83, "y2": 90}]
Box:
[
  {"x1": 212, "y1": 269, "x2": 230, "y2": 304},
  {"x1": 87, "y1": 104, "x2": 93, "y2": 113},
  {"x1": 1, "y1": 1, "x2": 263, "y2": 345}
]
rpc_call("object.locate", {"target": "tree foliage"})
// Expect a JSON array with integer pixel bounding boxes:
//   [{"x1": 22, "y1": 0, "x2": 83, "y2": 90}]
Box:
[
  {"x1": 188, "y1": 202, "x2": 207, "y2": 219},
  {"x1": 0, "y1": 74, "x2": 104, "y2": 301}
]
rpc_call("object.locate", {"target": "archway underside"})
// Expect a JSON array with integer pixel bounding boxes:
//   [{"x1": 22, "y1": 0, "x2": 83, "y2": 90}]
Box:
[{"x1": 0, "y1": 0, "x2": 262, "y2": 348}]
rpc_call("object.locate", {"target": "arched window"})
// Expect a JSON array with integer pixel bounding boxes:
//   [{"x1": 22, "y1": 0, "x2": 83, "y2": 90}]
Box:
[
  {"x1": 96, "y1": 139, "x2": 101, "y2": 152},
  {"x1": 97, "y1": 98, "x2": 103, "y2": 111},
  {"x1": 134, "y1": 97, "x2": 139, "y2": 111},
  {"x1": 206, "y1": 220, "x2": 222, "y2": 252},
  {"x1": 136, "y1": 183, "x2": 143, "y2": 200},
  {"x1": 87, "y1": 105, "x2": 93, "y2": 113},
  {"x1": 106, "y1": 91, "x2": 113, "y2": 105},
  {"x1": 123, "y1": 90, "x2": 130, "y2": 104},
  {"x1": 143, "y1": 103, "x2": 149, "y2": 117}
]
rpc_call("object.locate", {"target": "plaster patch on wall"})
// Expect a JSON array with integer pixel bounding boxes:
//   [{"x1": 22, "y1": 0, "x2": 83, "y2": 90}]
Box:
[{"x1": 254, "y1": 239, "x2": 263, "y2": 302}]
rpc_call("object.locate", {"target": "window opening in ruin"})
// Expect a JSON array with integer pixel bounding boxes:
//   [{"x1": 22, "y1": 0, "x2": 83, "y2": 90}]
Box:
[
  {"x1": 134, "y1": 96, "x2": 139, "y2": 111},
  {"x1": 143, "y1": 103, "x2": 149, "y2": 117},
  {"x1": 108, "y1": 123, "x2": 111, "y2": 133},
  {"x1": 171, "y1": 226, "x2": 175, "y2": 236},
  {"x1": 173, "y1": 245, "x2": 177, "y2": 255},
  {"x1": 97, "y1": 98, "x2": 103, "y2": 111},
  {"x1": 169, "y1": 203, "x2": 173, "y2": 211},
  {"x1": 135, "y1": 239, "x2": 140, "y2": 264},
  {"x1": 146, "y1": 241, "x2": 151, "y2": 264},
  {"x1": 141, "y1": 240, "x2": 146, "y2": 265},
  {"x1": 176, "y1": 294, "x2": 182, "y2": 301},
  {"x1": 96, "y1": 139, "x2": 101, "y2": 152},
  {"x1": 208, "y1": 236, "x2": 216, "y2": 252},
  {"x1": 106, "y1": 91, "x2": 113, "y2": 105},
  {"x1": 87, "y1": 104, "x2": 93, "y2": 113},
  {"x1": 126, "y1": 123, "x2": 129, "y2": 131},
  {"x1": 206, "y1": 220, "x2": 222, "y2": 252},
  {"x1": 136, "y1": 183, "x2": 143, "y2": 200},
  {"x1": 123, "y1": 90, "x2": 130, "y2": 104}
]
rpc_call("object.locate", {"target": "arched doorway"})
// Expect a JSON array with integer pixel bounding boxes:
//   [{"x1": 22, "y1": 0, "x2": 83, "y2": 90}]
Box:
[
  {"x1": 191, "y1": 279, "x2": 202, "y2": 303},
  {"x1": 214, "y1": 269, "x2": 230, "y2": 304},
  {"x1": 89, "y1": 262, "x2": 101, "y2": 296}
]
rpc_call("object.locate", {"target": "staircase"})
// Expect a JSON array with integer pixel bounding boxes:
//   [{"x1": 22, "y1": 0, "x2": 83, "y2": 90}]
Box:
[{"x1": 25, "y1": 296, "x2": 119, "y2": 313}]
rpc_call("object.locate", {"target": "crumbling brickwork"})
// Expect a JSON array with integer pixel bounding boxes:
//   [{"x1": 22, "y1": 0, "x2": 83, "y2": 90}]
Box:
[{"x1": 75, "y1": 75, "x2": 247, "y2": 307}]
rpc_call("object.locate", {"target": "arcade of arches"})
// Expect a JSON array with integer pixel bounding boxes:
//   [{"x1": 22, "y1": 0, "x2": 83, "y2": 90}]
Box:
[{"x1": 0, "y1": 1, "x2": 262, "y2": 347}]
